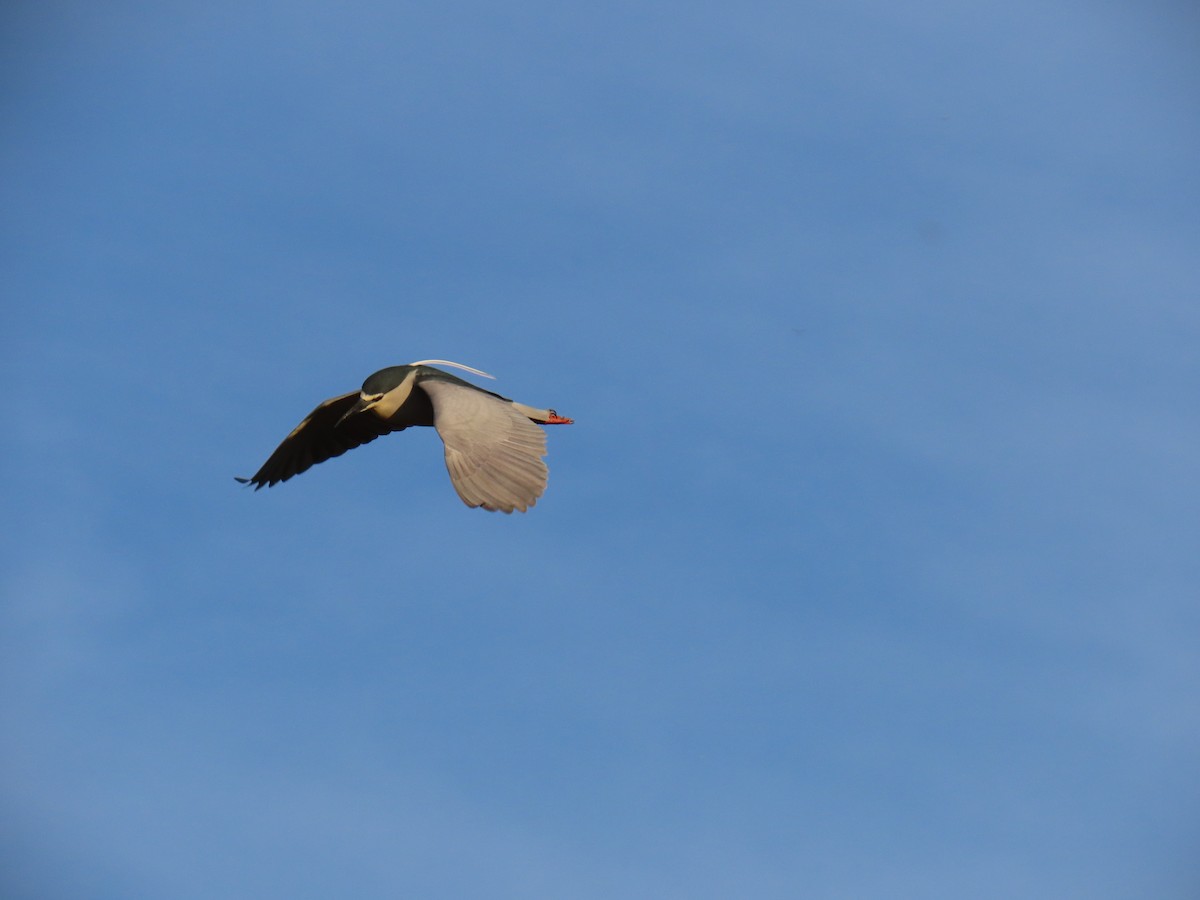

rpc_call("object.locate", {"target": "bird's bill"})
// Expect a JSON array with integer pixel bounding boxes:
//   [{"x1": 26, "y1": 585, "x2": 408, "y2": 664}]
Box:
[{"x1": 336, "y1": 396, "x2": 373, "y2": 428}]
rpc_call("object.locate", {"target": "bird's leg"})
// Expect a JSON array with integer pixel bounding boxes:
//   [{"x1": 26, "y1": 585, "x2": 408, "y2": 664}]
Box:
[{"x1": 512, "y1": 402, "x2": 574, "y2": 424}]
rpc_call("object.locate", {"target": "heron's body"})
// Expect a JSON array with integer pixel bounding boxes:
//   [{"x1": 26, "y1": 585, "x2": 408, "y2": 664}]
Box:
[{"x1": 237, "y1": 361, "x2": 572, "y2": 513}]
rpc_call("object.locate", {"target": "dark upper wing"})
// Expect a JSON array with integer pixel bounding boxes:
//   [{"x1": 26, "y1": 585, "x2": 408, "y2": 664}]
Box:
[{"x1": 236, "y1": 392, "x2": 392, "y2": 489}]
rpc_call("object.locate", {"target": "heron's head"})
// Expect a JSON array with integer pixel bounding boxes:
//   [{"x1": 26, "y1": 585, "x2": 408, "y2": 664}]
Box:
[
  {"x1": 336, "y1": 366, "x2": 415, "y2": 426},
  {"x1": 361, "y1": 366, "x2": 413, "y2": 396}
]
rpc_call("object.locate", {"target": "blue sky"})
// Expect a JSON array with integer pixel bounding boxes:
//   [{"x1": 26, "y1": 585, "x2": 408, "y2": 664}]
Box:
[{"x1": 2, "y1": 1, "x2": 1198, "y2": 897}]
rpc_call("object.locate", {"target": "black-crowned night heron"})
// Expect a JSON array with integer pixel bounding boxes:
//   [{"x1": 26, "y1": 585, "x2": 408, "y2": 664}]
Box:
[{"x1": 237, "y1": 360, "x2": 573, "y2": 513}]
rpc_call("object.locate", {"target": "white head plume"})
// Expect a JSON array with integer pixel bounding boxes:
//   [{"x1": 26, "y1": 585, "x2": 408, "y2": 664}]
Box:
[{"x1": 408, "y1": 359, "x2": 497, "y2": 380}]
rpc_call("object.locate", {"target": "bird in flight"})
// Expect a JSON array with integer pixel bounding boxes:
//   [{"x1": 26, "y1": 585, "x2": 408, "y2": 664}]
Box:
[{"x1": 237, "y1": 360, "x2": 573, "y2": 513}]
